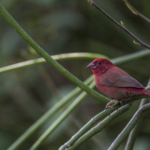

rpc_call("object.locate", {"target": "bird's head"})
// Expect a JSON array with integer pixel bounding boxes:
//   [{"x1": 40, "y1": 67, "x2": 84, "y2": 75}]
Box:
[{"x1": 86, "y1": 58, "x2": 114, "y2": 76}]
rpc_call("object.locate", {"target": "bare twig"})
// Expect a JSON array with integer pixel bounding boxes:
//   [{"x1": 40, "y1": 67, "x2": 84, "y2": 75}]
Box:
[
  {"x1": 88, "y1": 0, "x2": 150, "y2": 49},
  {"x1": 123, "y1": 0, "x2": 150, "y2": 23}
]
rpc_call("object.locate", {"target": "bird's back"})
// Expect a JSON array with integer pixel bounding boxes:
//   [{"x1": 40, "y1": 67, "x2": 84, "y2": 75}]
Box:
[{"x1": 95, "y1": 66, "x2": 148, "y2": 100}]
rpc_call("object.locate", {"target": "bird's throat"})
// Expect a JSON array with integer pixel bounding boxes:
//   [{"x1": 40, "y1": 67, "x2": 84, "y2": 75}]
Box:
[{"x1": 92, "y1": 67, "x2": 109, "y2": 76}]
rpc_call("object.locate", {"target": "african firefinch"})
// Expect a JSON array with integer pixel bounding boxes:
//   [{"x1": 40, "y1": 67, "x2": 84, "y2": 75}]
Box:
[{"x1": 87, "y1": 58, "x2": 150, "y2": 109}]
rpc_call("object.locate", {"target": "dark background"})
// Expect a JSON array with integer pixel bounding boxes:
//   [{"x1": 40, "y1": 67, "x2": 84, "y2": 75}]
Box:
[{"x1": 0, "y1": 0, "x2": 150, "y2": 149}]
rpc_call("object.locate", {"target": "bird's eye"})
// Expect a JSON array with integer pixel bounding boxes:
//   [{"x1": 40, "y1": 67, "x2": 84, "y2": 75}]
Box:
[{"x1": 97, "y1": 62, "x2": 102, "y2": 65}]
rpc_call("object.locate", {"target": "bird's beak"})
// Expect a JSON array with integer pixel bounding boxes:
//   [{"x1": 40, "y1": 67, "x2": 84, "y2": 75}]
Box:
[{"x1": 86, "y1": 62, "x2": 96, "y2": 69}]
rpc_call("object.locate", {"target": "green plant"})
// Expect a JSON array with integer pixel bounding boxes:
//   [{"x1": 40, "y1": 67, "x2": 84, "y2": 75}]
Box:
[{"x1": 0, "y1": 1, "x2": 150, "y2": 150}]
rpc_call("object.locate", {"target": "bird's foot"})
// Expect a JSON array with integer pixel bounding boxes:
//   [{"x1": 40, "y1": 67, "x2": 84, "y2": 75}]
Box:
[
  {"x1": 105, "y1": 99, "x2": 116, "y2": 110},
  {"x1": 105, "y1": 105, "x2": 114, "y2": 110}
]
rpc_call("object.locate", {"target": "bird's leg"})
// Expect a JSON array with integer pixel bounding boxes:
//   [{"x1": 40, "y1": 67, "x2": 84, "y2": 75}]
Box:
[{"x1": 105, "y1": 99, "x2": 116, "y2": 110}]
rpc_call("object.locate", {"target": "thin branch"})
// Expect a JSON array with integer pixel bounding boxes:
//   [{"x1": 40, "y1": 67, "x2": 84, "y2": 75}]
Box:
[
  {"x1": 0, "y1": 3, "x2": 110, "y2": 104},
  {"x1": 123, "y1": 0, "x2": 150, "y2": 23},
  {"x1": 108, "y1": 103, "x2": 150, "y2": 150},
  {"x1": 125, "y1": 80, "x2": 150, "y2": 150},
  {"x1": 88, "y1": 0, "x2": 150, "y2": 49}
]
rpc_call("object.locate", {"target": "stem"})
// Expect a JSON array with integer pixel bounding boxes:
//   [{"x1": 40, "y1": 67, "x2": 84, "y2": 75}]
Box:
[
  {"x1": 66, "y1": 105, "x2": 130, "y2": 150},
  {"x1": 59, "y1": 86, "x2": 150, "y2": 150},
  {"x1": 111, "y1": 49, "x2": 150, "y2": 65},
  {"x1": 89, "y1": 0, "x2": 150, "y2": 49},
  {"x1": 125, "y1": 80, "x2": 150, "y2": 150},
  {"x1": 29, "y1": 81, "x2": 96, "y2": 150},
  {"x1": 123, "y1": 0, "x2": 150, "y2": 23},
  {"x1": 0, "y1": 53, "x2": 108, "y2": 74},
  {"x1": 0, "y1": 49, "x2": 150, "y2": 74},
  {"x1": 108, "y1": 103, "x2": 150, "y2": 150},
  {"x1": 124, "y1": 120, "x2": 143, "y2": 150},
  {"x1": 0, "y1": 3, "x2": 110, "y2": 104},
  {"x1": 59, "y1": 104, "x2": 129, "y2": 150},
  {"x1": 7, "y1": 75, "x2": 94, "y2": 150}
]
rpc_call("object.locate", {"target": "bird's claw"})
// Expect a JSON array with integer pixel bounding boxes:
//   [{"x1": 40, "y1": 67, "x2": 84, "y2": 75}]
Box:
[
  {"x1": 105, "y1": 99, "x2": 116, "y2": 110},
  {"x1": 105, "y1": 105, "x2": 114, "y2": 110}
]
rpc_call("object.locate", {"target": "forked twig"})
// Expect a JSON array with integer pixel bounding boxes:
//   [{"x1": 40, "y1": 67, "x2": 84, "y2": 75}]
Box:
[
  {"x1": 88, "y1": 0, "x2": 150, "y2": 49},
  {"x1": 123, "y1": 0, "x2": 150, "y2": 23}
]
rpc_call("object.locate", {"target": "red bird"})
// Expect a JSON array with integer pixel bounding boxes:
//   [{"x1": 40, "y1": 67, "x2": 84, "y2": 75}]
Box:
[{"x1": 86, "y1": 58, "x2": 150, "y2": 109}]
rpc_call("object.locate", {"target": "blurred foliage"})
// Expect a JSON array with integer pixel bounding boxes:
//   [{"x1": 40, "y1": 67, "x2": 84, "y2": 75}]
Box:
[{"x1": 0, "y1": 0, "x2": 150, "y2": 150}]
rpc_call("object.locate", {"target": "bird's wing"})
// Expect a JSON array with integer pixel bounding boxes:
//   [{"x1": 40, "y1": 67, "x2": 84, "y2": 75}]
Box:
[{"x1": 98, "y1": 67, "x2": 144, "y2": 88}]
